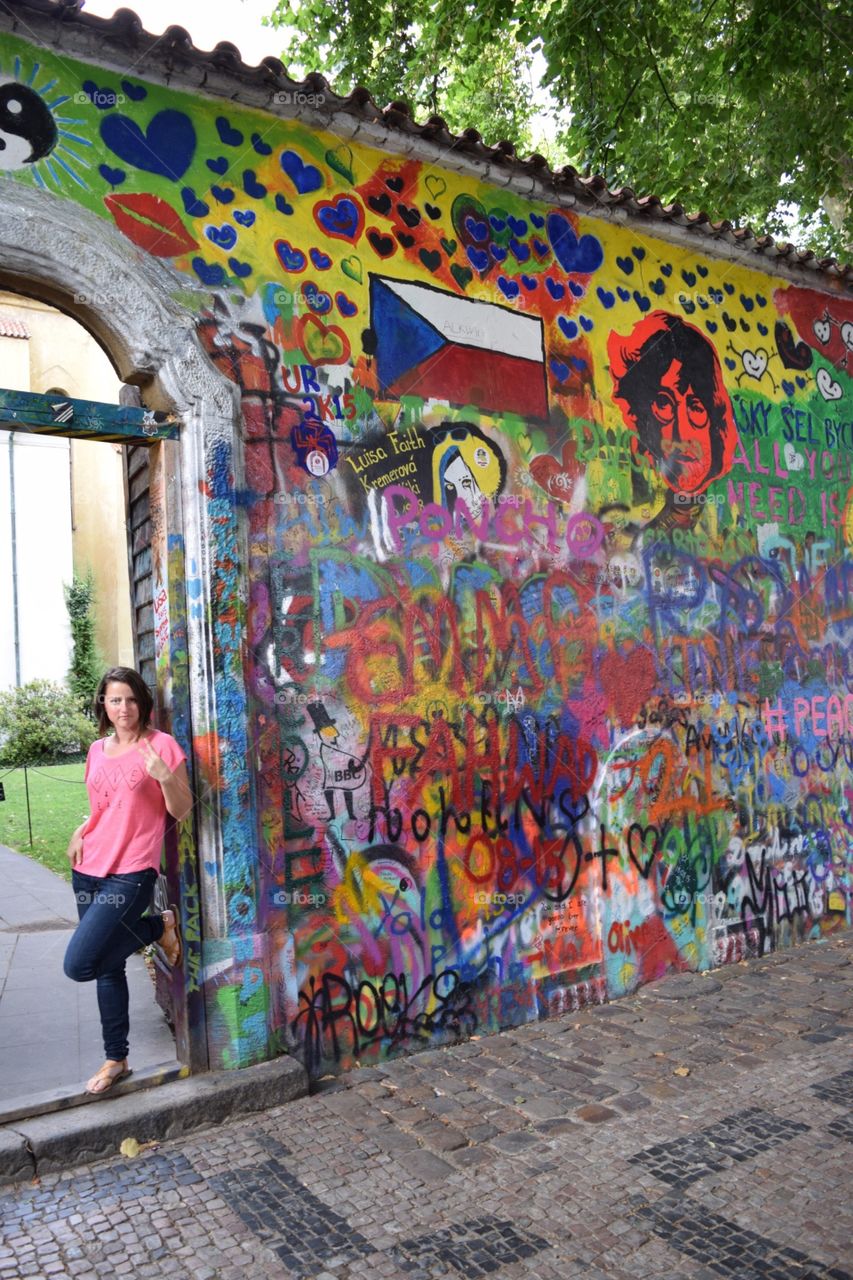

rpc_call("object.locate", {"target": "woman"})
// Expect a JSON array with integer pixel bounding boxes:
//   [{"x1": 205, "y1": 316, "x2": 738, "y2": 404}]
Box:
[{"x1": 64, "y1": 667, "x2": 193, "y2": 1096}]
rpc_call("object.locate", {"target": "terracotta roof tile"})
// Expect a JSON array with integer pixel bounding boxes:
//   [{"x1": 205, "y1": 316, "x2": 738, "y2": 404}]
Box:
[
  {"x1": 0, "y1": 314, "x2": 30, "y2": 338},
  {"x1": 3, "y1": 0, "x2": 850, "y2": 285}
]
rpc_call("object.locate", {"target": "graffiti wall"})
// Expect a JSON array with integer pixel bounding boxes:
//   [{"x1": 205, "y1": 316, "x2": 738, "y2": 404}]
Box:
[{"x1": 2, "y1": 29, "x2": 851, "y2": 1075}]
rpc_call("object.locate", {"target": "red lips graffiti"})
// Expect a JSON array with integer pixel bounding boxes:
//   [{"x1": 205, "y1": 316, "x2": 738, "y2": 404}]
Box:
[{"x1": 104, "y1": 193, "x2": 198, "y2": 258}]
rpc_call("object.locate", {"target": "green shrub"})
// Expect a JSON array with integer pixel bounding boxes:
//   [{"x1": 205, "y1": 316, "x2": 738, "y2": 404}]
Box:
[
  {"x1": 65, "y1": 572, "x2": 102, "y2": 713},
  {"x1": 0, "y1": 680, "x2": 97, "y2": 767}
]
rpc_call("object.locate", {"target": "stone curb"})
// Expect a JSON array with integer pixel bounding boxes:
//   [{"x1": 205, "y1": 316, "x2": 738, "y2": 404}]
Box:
[
  {"x1": 0, "y1": 1126, "x2": 32, "y2": 1184},
  {"x1": 0, "y1": 1063, "x2": 188, "y2": 1126},
  {"x1": 0, "y1": 1055, "x2": 308, "y2": 1185}
]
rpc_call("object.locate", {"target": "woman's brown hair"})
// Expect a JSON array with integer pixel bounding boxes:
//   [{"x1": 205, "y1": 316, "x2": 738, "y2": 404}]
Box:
[{"x1": 93, "y1": 667, "x2": 154, "y2": 735}]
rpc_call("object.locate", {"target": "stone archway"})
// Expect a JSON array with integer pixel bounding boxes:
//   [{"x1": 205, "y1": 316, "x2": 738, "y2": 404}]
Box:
[{"x1": 0, "y1": 177, "x2": 250, "y2": 1070}]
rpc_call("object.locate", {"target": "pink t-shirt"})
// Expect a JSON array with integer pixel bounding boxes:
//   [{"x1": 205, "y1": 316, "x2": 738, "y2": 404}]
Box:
[{"x1": 78, "y1": 731, "x2": 187, "y2": 877}]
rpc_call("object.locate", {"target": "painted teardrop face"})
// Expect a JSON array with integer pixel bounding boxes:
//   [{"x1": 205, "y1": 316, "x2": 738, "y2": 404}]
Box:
[{"x1": 0, "y1": 81, "x2": 57, "y2": 169}]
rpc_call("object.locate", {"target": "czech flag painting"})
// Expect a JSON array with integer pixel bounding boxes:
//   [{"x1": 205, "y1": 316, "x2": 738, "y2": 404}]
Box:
[{"x1": 369, "y1": 275, "x2": 549, "y2": 419}]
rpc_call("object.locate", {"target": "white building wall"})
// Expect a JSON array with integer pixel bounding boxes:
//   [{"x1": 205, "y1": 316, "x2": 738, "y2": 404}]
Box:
[
  {"x1": 0, "y1": 428, "x2": 16, "y2": 690},
  {"x1": 0, "y1": 295, "x2": 130, "y2": 691},
  {"x1": 5, "y1": 432, "x2": 74, "y2": 686}
]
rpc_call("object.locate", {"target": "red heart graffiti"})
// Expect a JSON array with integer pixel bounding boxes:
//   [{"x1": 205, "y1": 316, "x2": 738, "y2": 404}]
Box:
[
  {"x1": 598, "y1": 645, "x2": 657, "y2": 726},
  {"x1": 528, "y1": 439, "x2": 580, "y2": 502},
  {"x1": 295, "y1": 314, "x2": 352, "y2": 366}
]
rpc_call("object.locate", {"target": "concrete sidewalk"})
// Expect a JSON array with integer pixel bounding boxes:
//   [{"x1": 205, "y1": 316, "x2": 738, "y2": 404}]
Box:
[
  {"x1": 0, "y1": 845, "x2": 178, "y2": 1109},
  {"x1": 0, "y1": 930, "x2": 850, "y2": 1280}
]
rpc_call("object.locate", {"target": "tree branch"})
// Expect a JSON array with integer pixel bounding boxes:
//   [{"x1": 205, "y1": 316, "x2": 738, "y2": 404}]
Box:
[
  {"x1": 612, "y1": 71, "x2": 648, "y2": 131},
  {"x1": 642, "y1": 28, "x2": 679, "y2": 112},
  {"x1": 603, "y1": 71, "x2": 647, "y2": 177}
]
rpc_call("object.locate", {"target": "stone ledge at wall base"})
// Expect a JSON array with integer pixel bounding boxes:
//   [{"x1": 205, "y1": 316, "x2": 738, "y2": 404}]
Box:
[
  {"x1": 204, "y1": 923, "x2": 842, "y2": 1081},
  {"x1": 0, "y1": 1054, "x2": 308, "y2": 1185}
]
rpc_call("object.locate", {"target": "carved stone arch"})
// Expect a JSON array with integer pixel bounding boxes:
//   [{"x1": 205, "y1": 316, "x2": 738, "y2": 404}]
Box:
[{"x1": 0, "y1": 179, "x2": 250, "y2": 1065}]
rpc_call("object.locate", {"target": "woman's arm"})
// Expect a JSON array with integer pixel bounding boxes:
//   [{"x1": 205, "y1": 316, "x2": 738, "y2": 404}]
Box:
[
  {"x1": 158, "y1": 760, "x2": 194, "y2": 822},
  {"x1": 138, "y1": 739, "x2": 194, "y2": 822},
  {"x1": 66, "y1": 820, "x2": 88, "y2": 867}
]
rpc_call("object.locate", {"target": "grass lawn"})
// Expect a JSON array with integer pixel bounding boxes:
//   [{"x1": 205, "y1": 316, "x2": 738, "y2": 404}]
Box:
[{"x1": 0, "y1": 761, "x2": 88, "y2": 881}]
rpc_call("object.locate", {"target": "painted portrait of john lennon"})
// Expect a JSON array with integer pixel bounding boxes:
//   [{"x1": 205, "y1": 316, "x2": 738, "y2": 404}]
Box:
[{"x1": 608, "y1": 312, "x2": 738, "y2": 498}]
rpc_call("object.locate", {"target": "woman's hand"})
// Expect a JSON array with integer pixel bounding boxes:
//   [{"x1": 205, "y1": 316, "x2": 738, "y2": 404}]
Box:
[
  {"x1": 139, "y1": 738, "x2": 194, "y2": 822},
  {"x1": 138, "y1": 737, "x2": 172, "y2": 782},
  {"x1": 67, "y1": 822, "x2": 86, "y2": 867}
]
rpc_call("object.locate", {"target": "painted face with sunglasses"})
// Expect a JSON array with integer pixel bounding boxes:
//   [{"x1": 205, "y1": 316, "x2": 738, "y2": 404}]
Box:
[{"x1": 430, "y1": 422, "x2": 507, "y2": 517}]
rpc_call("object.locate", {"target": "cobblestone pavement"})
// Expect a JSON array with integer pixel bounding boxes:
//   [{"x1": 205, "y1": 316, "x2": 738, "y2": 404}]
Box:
[{"x1": 1, "y1": 932, "x2": 851, "y2": 1280}]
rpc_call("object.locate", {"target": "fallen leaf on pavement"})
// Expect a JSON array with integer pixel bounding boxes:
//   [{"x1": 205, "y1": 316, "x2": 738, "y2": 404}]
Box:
[
  {"x1": 120, "y1": 1137, "x2": 159, "y2": 1158},
  {"x1": 673, "y1": 1066, "x2": 691, "y2": 1077}
]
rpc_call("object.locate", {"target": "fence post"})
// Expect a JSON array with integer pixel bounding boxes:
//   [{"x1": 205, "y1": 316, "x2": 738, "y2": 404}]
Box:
[{"x1": 23, "y1": 766, "x2": 32, "y2": 847}]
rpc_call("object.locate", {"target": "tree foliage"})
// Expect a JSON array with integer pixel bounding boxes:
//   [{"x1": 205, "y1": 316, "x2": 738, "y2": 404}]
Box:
[
  {"x1": 266, "y1": 0, "x2": 853, "y2": 258},
  {"x1": 0, "y1": 680, "x2": 96, "y2": 768},
  {"x1": 65, "y1": 572, "x2": 101, "y2": 714}
]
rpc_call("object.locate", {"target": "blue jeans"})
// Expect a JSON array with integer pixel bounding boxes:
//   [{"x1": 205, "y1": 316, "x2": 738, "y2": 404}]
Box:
[{"x1": 64, "y1": 868, "x2": 163, "y2": 1061}]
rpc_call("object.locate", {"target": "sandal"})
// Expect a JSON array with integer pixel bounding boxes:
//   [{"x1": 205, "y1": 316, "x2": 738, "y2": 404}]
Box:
[
  {"x1": 85, "y1": 1059, "x2": 132, "y2": 1095},
  {"x1": 161, "y1": 904, "x2": 182, "y2": 967}
]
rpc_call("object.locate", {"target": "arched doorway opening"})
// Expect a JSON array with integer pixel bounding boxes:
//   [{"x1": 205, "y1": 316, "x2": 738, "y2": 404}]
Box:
[
  {"x1": 0, "y1": 287, "x2": 181, "y2": 1107},
  {"x1": 0, "y1": 178, "x2": 247, "y2": 1102}
]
